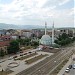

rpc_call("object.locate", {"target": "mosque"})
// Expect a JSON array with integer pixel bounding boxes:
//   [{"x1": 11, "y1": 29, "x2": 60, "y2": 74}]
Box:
[{"x1": 40, "y1": 22, "x2": 55, "y2": 46}]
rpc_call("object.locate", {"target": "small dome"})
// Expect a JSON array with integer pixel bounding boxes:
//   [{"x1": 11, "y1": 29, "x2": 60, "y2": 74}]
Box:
[{"x1": 40, "y1": 35, "x2": 52, "y2": 46}]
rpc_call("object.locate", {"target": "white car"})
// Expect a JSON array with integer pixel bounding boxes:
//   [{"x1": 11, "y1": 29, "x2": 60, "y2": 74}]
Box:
[
  {"x1": 65, "y1": 68, "x2": 70, "y2": 73},
  {"x1": 8, "y1": 57, "x2": 13, "y2": 60},
  {"x1": 73, "y1": 64, "x2": 75, "y2": 69}
]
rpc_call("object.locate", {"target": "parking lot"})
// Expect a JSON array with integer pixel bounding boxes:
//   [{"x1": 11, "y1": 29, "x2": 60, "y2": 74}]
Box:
[
  {"x1": 64, "y1": 56, "x2": 75, "y2": 75},
  {"x1": 58, "y1": 54, "x2": 75, "y2": 75},
  {"x1": 64, "y1": 60, "x2": 75, "y2": 75},
  {"x1": 65, "y1": 68, "x2": 75, "y2": 75},
  {"x1": 0, "y1": 49, "x2": 53, "y2": 75}
]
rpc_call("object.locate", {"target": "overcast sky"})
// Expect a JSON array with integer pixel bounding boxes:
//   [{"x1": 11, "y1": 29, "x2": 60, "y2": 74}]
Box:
[{"x1": 0, "y1": 0, "x2": 74, "y2": 27}]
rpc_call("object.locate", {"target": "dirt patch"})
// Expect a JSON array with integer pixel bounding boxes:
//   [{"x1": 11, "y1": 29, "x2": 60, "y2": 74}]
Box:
[{"x1": 42, "y1": 48, "x2": 60, "y2": 53}]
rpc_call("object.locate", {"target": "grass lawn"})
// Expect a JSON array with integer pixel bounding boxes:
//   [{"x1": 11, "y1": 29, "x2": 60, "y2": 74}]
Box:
[
  {"x1": 0, "y1": 71, "x2": 7, "y2": 75},
  {"x1": 25, "y1": 54, "x2": 48, "y2": 64},
  {"x1": 15, "y1": 53, "x2": 37, "y2": 60},
  {"x1": 0, "y1": 70, "x2": 13, "y2": 75}
]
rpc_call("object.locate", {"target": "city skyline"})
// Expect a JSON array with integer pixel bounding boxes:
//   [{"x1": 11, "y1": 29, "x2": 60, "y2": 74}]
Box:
[{"x1": 0, "y1": 0, "x2": 74, "y2": 28}]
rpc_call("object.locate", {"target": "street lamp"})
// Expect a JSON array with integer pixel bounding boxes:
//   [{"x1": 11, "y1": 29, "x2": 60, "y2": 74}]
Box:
[
  {"x1": 39, "y1": 70, "x2": 41, "y2": 72},
  {"x1": 54, "y1": 61, "x2": 57, "y2": 66},
  {"x1": 38, "y1": 69, "x2": 41, "y2": 75},
  {"x1": 54, "y1": 61, "x2": 56, "y2": 63}
]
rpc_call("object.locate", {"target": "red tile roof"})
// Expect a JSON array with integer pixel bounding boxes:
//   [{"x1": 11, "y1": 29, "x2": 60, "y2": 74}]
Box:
[
  {"x1": 0, "y1": 41, "x2": 10, "y2": 47},
  {"x1": 0, "y1": 35, "x2": 11, "y2": 41}
]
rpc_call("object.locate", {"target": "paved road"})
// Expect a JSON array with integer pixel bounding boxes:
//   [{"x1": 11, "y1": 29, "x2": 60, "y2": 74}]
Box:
[
  {"x1": 65, "y1": 68, "x2": 75, "y2": 75},
  {"x1": 64, "y1": 58, "x2": 75, "y2": 75},
  {"x1": 17, "y1": 47, "x2": 74, "y2": 75}
]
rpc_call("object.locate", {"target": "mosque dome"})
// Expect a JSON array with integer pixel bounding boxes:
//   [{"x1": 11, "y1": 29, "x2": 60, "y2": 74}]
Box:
[{"x1": 40, "y1": 35, "x2": 52, "y2": 46}]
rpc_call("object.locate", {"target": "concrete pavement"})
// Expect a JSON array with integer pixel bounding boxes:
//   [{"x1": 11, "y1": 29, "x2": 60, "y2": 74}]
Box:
[
  {"x1": 17, "y1": 47, "x2": 73, "y2": 75},
  {"x1": 0, "y1": 50, "x2": 52, "y2": 75}
]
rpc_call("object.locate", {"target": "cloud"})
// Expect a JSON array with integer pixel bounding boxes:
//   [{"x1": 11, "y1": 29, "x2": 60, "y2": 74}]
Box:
[
  {"x1": 59, "y1": 0, "x2": 70, "y2": 5},
  {"x1": 0, "y1": 0, "x2": 74, "y2": 27},
  {"x1": 0, "y1": 0, "x2": 72, "y2": 18},
  {"x1": 0, "y1": 0, "x2": 55, "y2": 19}
]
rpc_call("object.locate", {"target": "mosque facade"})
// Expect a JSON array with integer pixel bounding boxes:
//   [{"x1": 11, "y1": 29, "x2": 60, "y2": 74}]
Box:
[{"x1": 40, "y1": 22, "x2": 54, "y2": 46}]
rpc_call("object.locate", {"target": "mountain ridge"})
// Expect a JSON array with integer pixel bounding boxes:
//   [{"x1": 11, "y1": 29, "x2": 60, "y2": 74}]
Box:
[
  {"x1": 0, "y1": 23, "x2": 44, "y2": 29},
  {"x1": 0, "y1": 23, "x2": 74, "y2": 29}
]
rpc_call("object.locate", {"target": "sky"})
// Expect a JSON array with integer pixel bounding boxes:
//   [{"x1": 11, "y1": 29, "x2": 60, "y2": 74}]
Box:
[{"x1": 0, "y1": 0, "x2": 74, "y2": 28}]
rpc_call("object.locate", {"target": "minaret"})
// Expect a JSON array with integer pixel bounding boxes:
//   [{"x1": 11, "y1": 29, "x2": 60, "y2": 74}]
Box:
[
  {"x1": 52, "y1": 21, "x2": 54, "y2": 45},
  {"x1": 45, "y1": 22, "x2": 47, "y2": 35}
]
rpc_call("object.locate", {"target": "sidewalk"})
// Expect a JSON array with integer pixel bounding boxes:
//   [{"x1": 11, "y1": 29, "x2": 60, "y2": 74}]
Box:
[{"x1": 57, "y1": 58, "x2": 72, "y2": 75}]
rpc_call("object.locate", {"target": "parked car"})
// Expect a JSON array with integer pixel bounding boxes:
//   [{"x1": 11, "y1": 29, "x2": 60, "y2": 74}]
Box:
[
  {"x1": 0, "y1": 60, "x2": 6, "y2": 63},
  {"x1": 68, "y1": 65, "x2": 72, "y2": 69},
  {"x1": 20, "y1": 54, "x2": 23, "y2": 56},
  {"x1": 8, "y1": 57, "x2": 13, "y2": 60},
  {"x1": 65, "y1": 68, "x2": 70, "y2": 73},
  {"x1": 13, "y1": 56, "x2": 17, "y2": 58},
  {"x1": 20, "y1": 51, "x2": 23, "y2": 53},
  {"x1": 24, "y1": 53, "x2": 27, "y2": 55},
  {"x1": 73, "y1": 64, "x2": 75, "y2": 69},
  {"x1": 28, "y1": 52, "x2": 32, "y2": 53}
]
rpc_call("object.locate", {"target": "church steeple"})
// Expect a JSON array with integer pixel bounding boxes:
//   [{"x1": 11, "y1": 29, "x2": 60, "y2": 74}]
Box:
[{"x1": 45, "y1": 22, "x2": 47, "y2": 35}]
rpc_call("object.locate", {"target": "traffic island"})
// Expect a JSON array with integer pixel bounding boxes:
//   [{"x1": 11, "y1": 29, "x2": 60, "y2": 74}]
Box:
[
  {"x1": 7, "y1": 62, "x2": 19, "y2": 68},
  {"x1": 25, "y1": 54, "x2": 48, "y2": 64}
]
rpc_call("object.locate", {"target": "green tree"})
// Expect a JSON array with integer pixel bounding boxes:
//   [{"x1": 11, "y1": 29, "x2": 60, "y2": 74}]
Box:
[
  {"x1": 31, "y1": 41, "x2": 39, "y2": 48},
  {"x1": 16, "y1": 38, "x2": 31, "y2": 46},
  {"x1": 7, "y1": 40, "x2": 19, "y2": 54},
  {"x1": 23, "y1": 38, "x2": 31, "y2": 46},
  {"x1": 73, "y1": 37, "x2": 75, "y2": 41},
  {"x1": 55, "y1": 33, "x2": 72, "y2": 46},
  {"x1": 0, "y1": 49, "x2": 5, "y2": 57}
]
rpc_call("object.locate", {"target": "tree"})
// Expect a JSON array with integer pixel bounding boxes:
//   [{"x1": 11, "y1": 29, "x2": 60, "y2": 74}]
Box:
[
  {"x1": 0, "y1": 49, "x2": 5, "y2": 57},
  {"x1": 7, "y1": 40, "x2": 19, "y2": 54},
  {"x1": 73, "y1": 37, "x2": 75, "y2": 41},
  {"x1": 61, "y1": 33, "x2": 69, "y2": 39},
  {"x1": 23, "y1": 38, "x2": 31, "y2": 46},
  {"x1": 16, "y1": 38, "x2": 31, "y2": 46},
  {"x1": 31, "y1": 41, "x2": 39, "y2": 48},
  {"x1": 54, "y1": 40, "x2": 58, "y2": 44},
  {"x1": 55, "y1": 33, "x2": 72, "y2": 46}
]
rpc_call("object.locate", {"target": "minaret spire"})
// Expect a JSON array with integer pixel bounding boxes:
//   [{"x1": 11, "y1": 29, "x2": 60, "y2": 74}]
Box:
[
  {"x1": 52, "y1": 21, "x2": 54, "y2": 45},
  {"x1": 45, "y1": 22, "x2": 47, "y2": 35}
]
